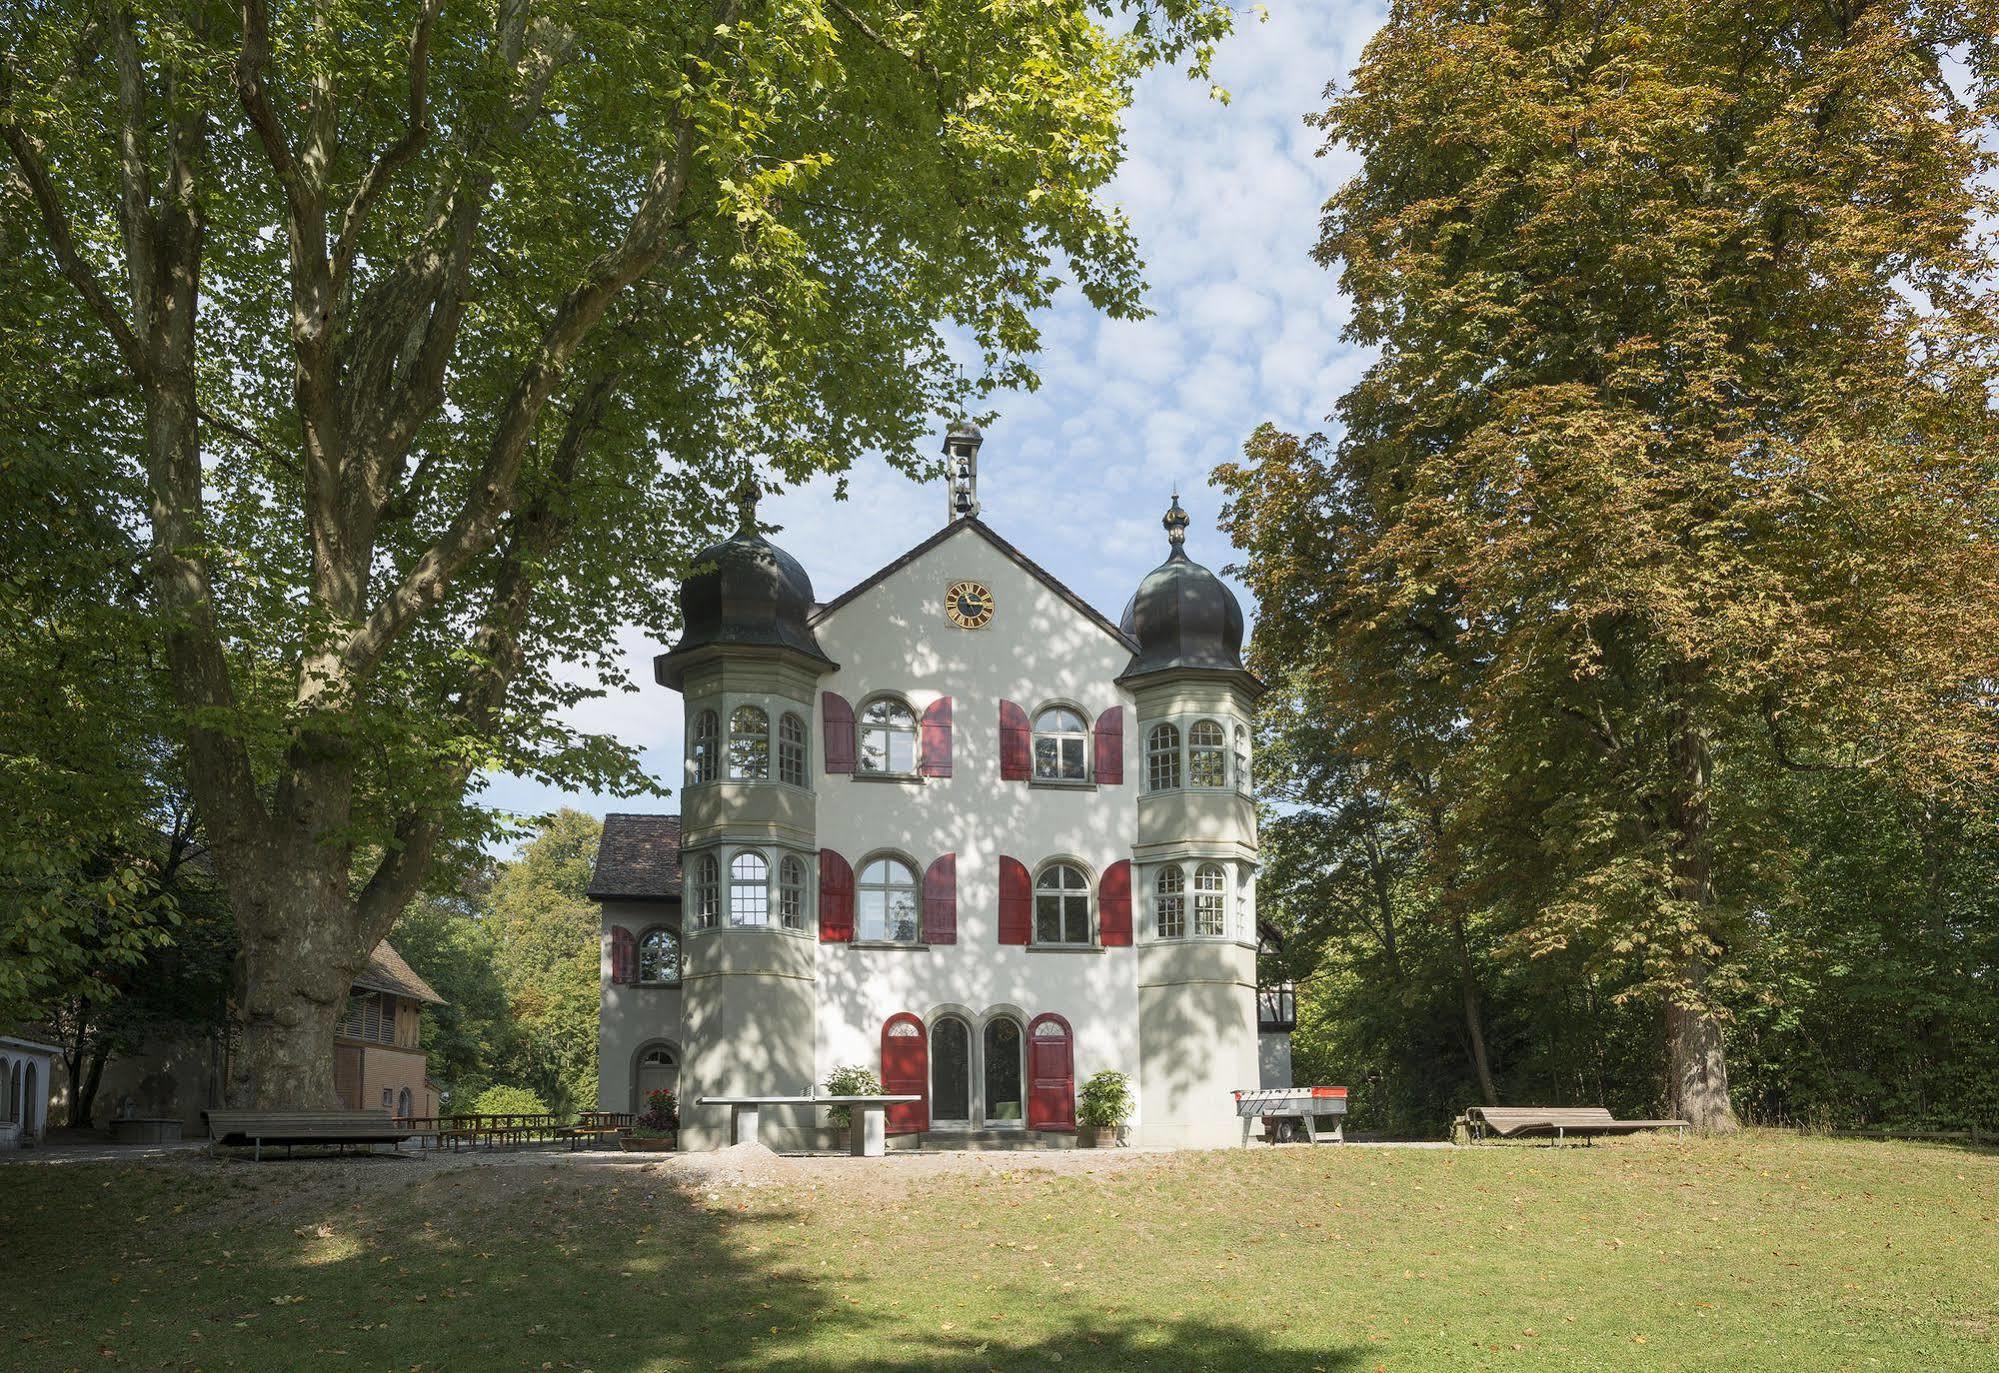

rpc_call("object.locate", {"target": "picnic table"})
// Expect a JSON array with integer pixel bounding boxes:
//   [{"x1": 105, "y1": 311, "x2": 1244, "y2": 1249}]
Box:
[
  {"x1": 560, "y1": 1111, "x2": 635, "y2": 1150},
  {"x1": 207, "y1": 1110, "x2": 414, "y2": 1161},
  {"x1": 695, "y1": 1094, "x2": 921, "y2": 1157}
]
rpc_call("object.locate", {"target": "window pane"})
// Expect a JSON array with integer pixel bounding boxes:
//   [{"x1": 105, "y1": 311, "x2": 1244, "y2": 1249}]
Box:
[
  {"x1": 692, "y1": 711, "x2": 718, "y2": 784},
  {"x1": 1035, "y1": 896, "x2": 1062, "y2": 943},
  {"x1": 1147, "y1": 724, "x2": 1180, "y2": 791},
  {"x1": 639, "y1": 929, "x2": 679, "y2": 982},
  {"x1": 858, "y1": 700, "x2": 917, "y2": 773},
  {"x1": 1189, "y1": 720, "x2": 1226, "y2": 788},
  {"x1": 1195, "y1": 864, "x2": 1226, "y2": 937},
  {"x1": 731, "y1": 852, "x2": 769, "y2": 926},
  {"x1": 778, "y1": 714, "x2": 807, "y2": 787},
  {"x1": 729, "y1": 705, "x2": 770, "y2": 779},
  {"x1": 857, "y1": 857, "x2": 917, "y2": 941}
]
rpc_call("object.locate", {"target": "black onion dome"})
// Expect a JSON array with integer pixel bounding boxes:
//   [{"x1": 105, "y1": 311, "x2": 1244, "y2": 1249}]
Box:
[
  {"x1": 655, "y1": 517, "x2": 833, "y2": 689},
  {"x1": 1117, "y1": 494, "x2": 1250, "y2": 681}
]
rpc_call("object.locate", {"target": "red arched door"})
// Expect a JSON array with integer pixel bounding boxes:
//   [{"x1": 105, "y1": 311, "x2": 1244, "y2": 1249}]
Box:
[
  {"x1": 1026, "y1": 1013, "x2": 1075, "y2": 1131},
  {"x1": 880, "y1": 1013, "x2": 929, "y2": 1134}
]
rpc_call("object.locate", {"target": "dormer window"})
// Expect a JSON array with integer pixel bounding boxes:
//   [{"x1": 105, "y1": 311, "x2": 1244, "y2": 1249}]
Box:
[
  {"x1": 1032, "y1": 706, "x2": 1089, "y2": 782},
  {"x1": 858, "y1": 697, "x2": 918, "y2": 774}
]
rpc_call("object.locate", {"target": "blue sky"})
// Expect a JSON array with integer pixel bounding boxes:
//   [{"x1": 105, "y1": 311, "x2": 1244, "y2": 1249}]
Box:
[{"x1": 480, "y1": 3, "x2": 1387, "y2": 831}]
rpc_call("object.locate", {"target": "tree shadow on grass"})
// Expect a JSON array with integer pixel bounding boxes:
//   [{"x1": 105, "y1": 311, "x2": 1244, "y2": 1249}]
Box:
[{"x1": 2, "y1": 1159, "x2": 1366, "y2": 1372}]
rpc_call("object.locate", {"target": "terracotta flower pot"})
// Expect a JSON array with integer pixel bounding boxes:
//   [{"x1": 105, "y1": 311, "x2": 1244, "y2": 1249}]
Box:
[{"x1": 1084, "y1": 1125, "x2": 1118, "y2": 1148}]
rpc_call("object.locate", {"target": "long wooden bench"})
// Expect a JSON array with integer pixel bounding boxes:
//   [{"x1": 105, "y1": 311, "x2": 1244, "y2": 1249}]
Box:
[
  {"x1": 1462, "y1": 1105, "x2": 1688, "y2": 1145},
  {"x1": 206, "y1": 1110, "x2": 414, "y2": 1161}
]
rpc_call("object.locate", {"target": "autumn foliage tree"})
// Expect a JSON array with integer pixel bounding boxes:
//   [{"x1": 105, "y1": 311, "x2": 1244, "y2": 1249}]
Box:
[
  {"x1": 2, "y1": 0, "x2": 1230, "y2": 1106},
  {"x1": 1221, "y1": 0, "x2": 1999, "y2": 1129}
]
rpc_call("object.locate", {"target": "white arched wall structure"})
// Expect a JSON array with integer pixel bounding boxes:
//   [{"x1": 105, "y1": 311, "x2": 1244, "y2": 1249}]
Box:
[{"x1": 0, "y1": 1037, "x2": 58, "y2": 1148}]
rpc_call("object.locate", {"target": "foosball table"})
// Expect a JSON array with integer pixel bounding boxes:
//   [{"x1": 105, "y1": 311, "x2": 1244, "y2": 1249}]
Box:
[{"x1": 1232, "y1": 1086, "x2": 1348, "y2": 1147}]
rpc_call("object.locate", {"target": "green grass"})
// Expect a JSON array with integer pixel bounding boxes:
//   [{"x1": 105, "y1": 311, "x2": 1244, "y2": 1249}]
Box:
[{"x1": 2, "y1": 1132, "x2": 1993, "y2": 1371}]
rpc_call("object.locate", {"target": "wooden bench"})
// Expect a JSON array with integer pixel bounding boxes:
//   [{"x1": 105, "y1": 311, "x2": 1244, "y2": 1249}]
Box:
[
  {"x1": 1461, "y1": 1105, "x2": 1689, "y2": 1145},
  {"x1": 206, "y1": 1110, "x2": 414, "y2": 1161}
]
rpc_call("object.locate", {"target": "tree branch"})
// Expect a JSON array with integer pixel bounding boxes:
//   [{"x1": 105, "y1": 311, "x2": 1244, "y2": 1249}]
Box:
[
  {"x1": 0, "y1": 119, "x2": 148, "y2": 374},
  {"x1": 339, "y1": 0, "x2": 738, "y2": 682},
  {"x1": 332, "y1": 0, "x2": 440, "y2": 297},
  {"x1": 233, "y1": 0, "x2": 311, "y2": 237}
]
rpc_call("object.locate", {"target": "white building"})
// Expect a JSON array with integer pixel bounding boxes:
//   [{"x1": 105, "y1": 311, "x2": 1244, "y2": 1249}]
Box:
[
  {"x1": 593, "y1": 429, "x2": 1270, "y2": 1150},
  {"x1": 2, "y1": 1035, "x2": 60, "y2": 1149}
]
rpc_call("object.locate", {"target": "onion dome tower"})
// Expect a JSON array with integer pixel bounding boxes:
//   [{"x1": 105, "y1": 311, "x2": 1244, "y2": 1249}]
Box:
[
  {"x1": 654, "y1": 487, "x2": 832, "y2": 1151},
  {"x1": 1119, "y1": 494, "x2": 1264, "y2": 1149}
]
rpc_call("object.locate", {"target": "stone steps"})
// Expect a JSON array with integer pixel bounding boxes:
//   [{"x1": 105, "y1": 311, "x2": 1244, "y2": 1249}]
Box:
[{"x1": 900, "y1": 1128, "x2": 1079, "y2": 1152}]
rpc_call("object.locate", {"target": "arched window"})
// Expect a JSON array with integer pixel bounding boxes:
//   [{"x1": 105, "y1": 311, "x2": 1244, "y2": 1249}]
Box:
[
  {"x1": 779, "y1": 855, "x2": 807, "y2": 930},
  {"x1": 1194, "y1": 863, "x2": 1227, "y2": 937},
  {"x1": 729, "y1": 704, "x2": 770, "y2": 779},
  {"x1": 693, "y1": 853, "x2": 721, "y2": 929},
  {"x1": 730, "y1": 850, "x2": 769, "y2": 926},
  {"x1": 1155, "y1": 865, "x2": 1186, "y2": 939},
  {"x1": 857, "y1": 696, "x2": 918, "y2": 773},
  {"x1": 691, "y1": 709, "x2": 719, "y2": 784},
  {"x1": 1034, "y1": 863, "x2": 1092, "y2": 945},
  {"x1": 778, "y1": 712, "x2": 807, "y2": 787},
  {"x1": 1188, "y1": 720, "x2": 1228, "y2": 788},
  {"x1": 857, "y1": 856, "x2": 920, "y2": 942},
  {"x1": 638, "y1": 927, "x2": 681, "y2": 983},
  {"x1": 1147, "y1": 723, "x2": 1181, "y2": 791},
  {"x1": 1032, "y1": 706, "x2": 1089, "y2": 782},
  {"x1": 397, "y1": 1087, "x2": 413, "y2": 1119},
  {"x1": 1234, "y1": 724, "x2": 1251, "y2": 795}
]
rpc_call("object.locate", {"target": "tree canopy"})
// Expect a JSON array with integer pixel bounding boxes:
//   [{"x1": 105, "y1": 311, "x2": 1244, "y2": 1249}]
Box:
[
  {"x1": 1223, "y1": 0, "x2": 1999, "y2": 1130},
  {"x1": 2, "y1": 0, "x2": 1232, "y2": 1105}
]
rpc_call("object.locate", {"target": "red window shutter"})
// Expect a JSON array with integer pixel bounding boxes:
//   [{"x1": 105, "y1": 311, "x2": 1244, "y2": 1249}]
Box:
[
  {"x1": 1099, "y1": 860, "x2": 1133, "y2": 946},
  {"x1": 880, "y1": 1013, "x2": 929, "y2": 1134},
  {"x1": 919, "y1": 696, "x2": 953, "y2": 778},
  {"x1": 999, "y1": 699, "x2": 1031, "y2": 781},
  {"x1": 610, "y1": 925, "x2": 637, "y2": 984},
  {"x1": 998, "y1": 854, "x2": 1031, "y2": 945},
  {"x1": 819, "y1": 848, "x2": 854, "y2": 942},
  {"x1": 822, "y1": 692, "x2": 856, "y2": 774},
  {"x1": 921, "y1": 853, "x2": 957, "y2": 944},
  {"x1": 1094, "y1": 706, "x2": 1124, "y2": 785}
]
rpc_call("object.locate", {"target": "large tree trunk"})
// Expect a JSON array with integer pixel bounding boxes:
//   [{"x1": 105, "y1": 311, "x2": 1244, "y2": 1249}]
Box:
[
  {"x1": 1665, "y1": 673, "x2": 1739, "y2": 1133},
  {"x1": 222, "y1": 853, "x2": 378, "y2": 1109}
]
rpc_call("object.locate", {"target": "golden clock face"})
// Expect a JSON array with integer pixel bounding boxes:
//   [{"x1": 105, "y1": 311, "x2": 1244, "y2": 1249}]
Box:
[{"x1": 945, "y1": 580, "x2": 995, "y2": 629}]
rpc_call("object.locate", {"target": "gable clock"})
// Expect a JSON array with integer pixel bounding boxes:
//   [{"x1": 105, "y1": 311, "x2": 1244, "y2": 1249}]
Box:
[{"x1": 945, "y1": 579, "x2": 995, "y2": 629}]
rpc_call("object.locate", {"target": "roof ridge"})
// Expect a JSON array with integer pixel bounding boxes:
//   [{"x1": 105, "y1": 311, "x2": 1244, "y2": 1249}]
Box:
[{"x1": 810, "y1": 517, "x2": 1139, "y2": 652}]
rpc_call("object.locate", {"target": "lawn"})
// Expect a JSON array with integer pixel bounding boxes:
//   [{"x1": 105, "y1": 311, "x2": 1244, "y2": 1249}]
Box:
[{"x1": 2, "y1": 1132, "x2": 1992, "y2": 1372}]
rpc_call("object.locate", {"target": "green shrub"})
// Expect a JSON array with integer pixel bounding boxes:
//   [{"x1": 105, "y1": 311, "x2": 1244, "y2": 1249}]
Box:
[
  {"x1": 822, "y1": 1065, "x2": 881, "y2": 1127},
  {"x1": 1077, "y1": 1070, "x2": 1133, "y2": 1129},
  {"x1": 468, "y1": 1084, "x2": 550, "y2": 1117}
]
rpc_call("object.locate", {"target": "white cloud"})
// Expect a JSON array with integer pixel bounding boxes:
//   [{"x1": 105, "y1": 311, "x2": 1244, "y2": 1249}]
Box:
[{"x1": 480, "y1": 1, "x2": 1387, "y2": 825}]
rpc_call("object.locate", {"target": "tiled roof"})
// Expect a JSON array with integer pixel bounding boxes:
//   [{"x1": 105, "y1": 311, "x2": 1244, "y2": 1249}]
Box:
[
  {"x1": 588, "y1": 813, "x2": 684, "y2": 901},
  {"x1": 354, "y1": 940, "x2": 446, "y2": 1005}
]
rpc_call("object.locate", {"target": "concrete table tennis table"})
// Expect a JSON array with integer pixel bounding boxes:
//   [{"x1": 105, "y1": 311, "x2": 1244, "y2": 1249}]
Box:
[{"x1": 695, "y1": 1094, "x2": 922, "y2": 1157}]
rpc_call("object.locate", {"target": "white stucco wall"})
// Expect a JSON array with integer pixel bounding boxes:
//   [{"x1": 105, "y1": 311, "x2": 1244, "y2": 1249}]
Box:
[{"x1": 598, "y1": 898, "x2": 684, "y2": 1114}]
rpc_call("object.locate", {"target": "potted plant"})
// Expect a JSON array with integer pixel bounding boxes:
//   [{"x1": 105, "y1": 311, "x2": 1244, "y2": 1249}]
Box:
[
  {"x1": 1076, "y1": 1070, "x2": 1133, "y2": 1148},
  {"x1": 821, "y1": 1064, "x2": 881, "y2": 1152},
  {"x1": 618, "y1": 1088, "x2": 679, "y2": 1151}
]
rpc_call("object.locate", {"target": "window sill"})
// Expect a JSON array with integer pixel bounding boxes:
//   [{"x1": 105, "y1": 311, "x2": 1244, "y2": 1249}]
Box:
[
  {"x1": 848, "y1": 771, "x2": 926, "y2": 786},
  {"x1": 634, "y1": 981, "x2": 683, "y2": 990},
  {"x1": 687, "y1": 924, "x2": 810, "y2": 938},
  {"x1": 847, "y1": 939, "x2": 931, "y2": 951},
  {"x1": 1025, "y1": 943, "x2": 1105, "y2": 954},
  {"x1": 1028, "y1": 778, "x2": 1096, "y2": 792}
]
